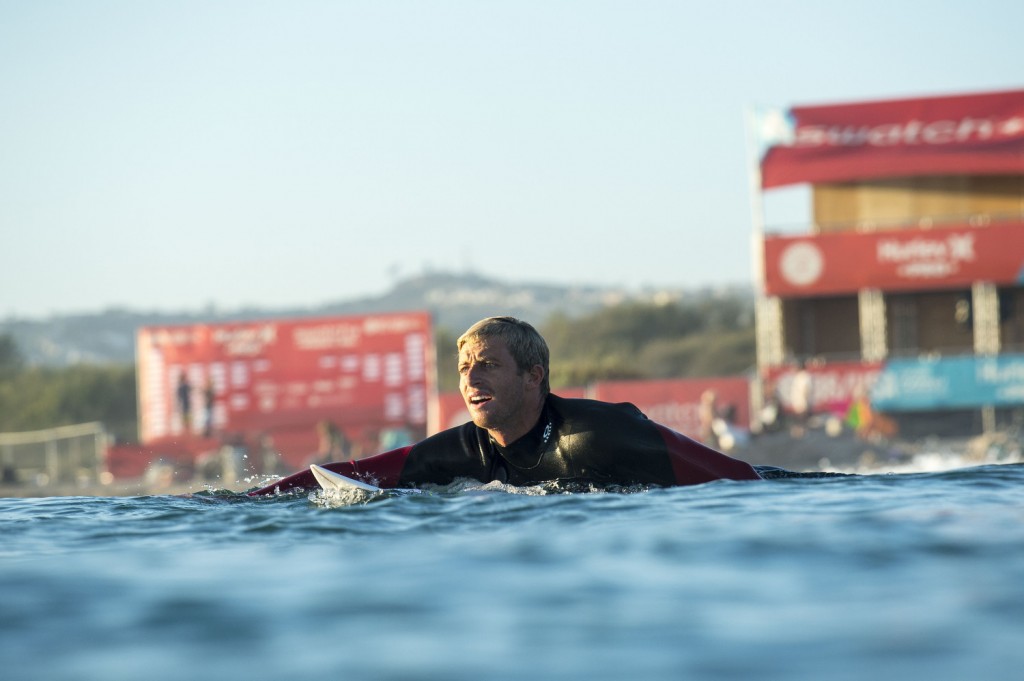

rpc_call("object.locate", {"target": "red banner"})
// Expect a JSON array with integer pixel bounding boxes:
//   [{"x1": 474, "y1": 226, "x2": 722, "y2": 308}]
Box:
[
  {"x1": 760, "y1": 88, "x2": 1024, "y2": 188},
  {"x1": 764, "y1": 361, "x2": 883, "y2": 417},
  {"x1": 591, "y1": 377, "x2": 750, "y2": 438},
  {"x1": 763, "y1": 221, "x2": 1024, "y2": 296},
  {"x1": 136, "y1": 312, "x2": 435, "y2": 446}
]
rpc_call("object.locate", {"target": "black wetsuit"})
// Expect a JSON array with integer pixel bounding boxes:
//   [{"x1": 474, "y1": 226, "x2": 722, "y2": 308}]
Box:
[{"x1": 250, "y1": 394, "x2": 763, "y2": 495}]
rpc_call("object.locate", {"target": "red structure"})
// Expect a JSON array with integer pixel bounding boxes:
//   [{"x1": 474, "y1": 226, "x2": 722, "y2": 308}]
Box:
[{"x1": 751, "y1": 87, "x2": 1024, "y2": 438}]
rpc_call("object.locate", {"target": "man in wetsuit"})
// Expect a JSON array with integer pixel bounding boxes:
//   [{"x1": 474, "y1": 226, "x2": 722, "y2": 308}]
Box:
[{"x1": 250, "y1": 316, "x2": 762, "y2": 495}]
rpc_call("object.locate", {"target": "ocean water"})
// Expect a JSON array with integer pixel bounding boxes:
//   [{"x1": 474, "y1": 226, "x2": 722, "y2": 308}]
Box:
[{"x1": 3, "y1": 464, "x2": 1024, "y2": 681}]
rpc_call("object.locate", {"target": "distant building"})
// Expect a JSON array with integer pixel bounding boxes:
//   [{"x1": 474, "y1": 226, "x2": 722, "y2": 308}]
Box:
[{"x1": 750, "y1": 88, "x2": 1024, "y2": 438}]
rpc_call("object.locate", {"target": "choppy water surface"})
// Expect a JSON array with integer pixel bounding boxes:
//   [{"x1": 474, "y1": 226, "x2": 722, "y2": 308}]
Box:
[{"x1": 3, "y1": 464, "x2": 1024, "y2": 681}]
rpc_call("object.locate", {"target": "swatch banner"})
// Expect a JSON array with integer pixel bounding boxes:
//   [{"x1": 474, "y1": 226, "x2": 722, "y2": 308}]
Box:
[
  {"x1": 763, "y1": 220, "x2": 1024, "y2": 296},
  {"x1": 871, "y1": 354, "x2": 1024, "y2": 411},
  {"x1": 757, "y1": 88, "x2": 1024, "y2": 188},
  {"x1": 136, "y1": 312, "x2": 434, "y2": 443}
]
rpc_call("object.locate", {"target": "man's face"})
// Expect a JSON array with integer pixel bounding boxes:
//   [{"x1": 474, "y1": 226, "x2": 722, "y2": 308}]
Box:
[{"x1": 458, "y1": 337, "x2": 536, "y2": 438}]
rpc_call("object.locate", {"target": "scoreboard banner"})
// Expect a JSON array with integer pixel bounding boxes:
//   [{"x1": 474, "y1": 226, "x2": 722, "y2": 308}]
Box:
[{"x1": 136, "y1": 311, "x2": 434, "y2": 443}]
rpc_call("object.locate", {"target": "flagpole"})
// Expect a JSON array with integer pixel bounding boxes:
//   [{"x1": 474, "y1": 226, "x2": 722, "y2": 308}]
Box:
[
  {"x1": 744, "y1": 105, "x2": 770, "y2": 433},
  {"x1": 744, "y1": 105, "x2": 767, "y2": 297}
]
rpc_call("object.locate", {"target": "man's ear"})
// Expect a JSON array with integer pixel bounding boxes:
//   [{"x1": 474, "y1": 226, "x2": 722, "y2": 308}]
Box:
[{"x1": 526, "y1": 364, "x2": 545, "y2": 388}]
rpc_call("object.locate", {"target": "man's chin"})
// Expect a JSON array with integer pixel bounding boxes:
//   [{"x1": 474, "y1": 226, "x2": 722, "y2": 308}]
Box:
[{"x1": 468, "y1": 407, "x2": 502, "y2": 431}]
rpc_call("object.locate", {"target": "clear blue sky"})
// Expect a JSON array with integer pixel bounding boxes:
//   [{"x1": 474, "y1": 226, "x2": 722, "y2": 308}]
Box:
[{"x1": 2, "y1": 0, "x2": 1022, "y2": 319}]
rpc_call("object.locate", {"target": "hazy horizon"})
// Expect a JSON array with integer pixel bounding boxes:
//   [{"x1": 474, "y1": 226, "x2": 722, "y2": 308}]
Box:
[{"x1": 3, "y1": 1, "x2": 1021, "y2": 318}]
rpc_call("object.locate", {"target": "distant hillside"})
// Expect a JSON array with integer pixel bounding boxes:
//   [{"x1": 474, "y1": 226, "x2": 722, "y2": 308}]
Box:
[{"x1": 0, "y1": 271, "x2": 751, "y2": 366}]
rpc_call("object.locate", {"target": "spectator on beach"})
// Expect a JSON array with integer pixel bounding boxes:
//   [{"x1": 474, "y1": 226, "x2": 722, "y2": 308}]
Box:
[
  {"x1": 789, "y1": 361, "x2": 812, "y2": 438},
  {"x1": 253, "y1": 316, "x2": 762, "y2": 495},
  {"x1": 756, "y1": 379, "x2": 784, "y2": 434},
  {"x1": 698, "y1": 389, "x2": 720, "y2": 448},
  {"x1": 712, "y1": 402, "x2": 750, "y2": 452},
  {"x1": 308, "y1": 419, "x2": 353, "y2": 465},
  {"x1": 845, "y1": 384, "x2": 898, "y2": 443},
  {"x1": 202, "y1": 380, "x2": 216, "y2": 438},
  {"x1": 176, "y1": 373, "x2": 192, "y2": 435},
  {"x1": 256, "y1": 433, "x2": 291, "y2": 476}
]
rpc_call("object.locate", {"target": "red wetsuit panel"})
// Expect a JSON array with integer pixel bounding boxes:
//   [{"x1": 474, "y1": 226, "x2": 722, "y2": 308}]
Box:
[{"x1": 652, "y1": 422, "x2": 762, "y2": 485}]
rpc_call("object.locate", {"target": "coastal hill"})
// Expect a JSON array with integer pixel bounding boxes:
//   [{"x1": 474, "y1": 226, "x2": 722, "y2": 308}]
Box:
[{"x1": 1, "y1": 271, "x2": 751, "y2": 367}]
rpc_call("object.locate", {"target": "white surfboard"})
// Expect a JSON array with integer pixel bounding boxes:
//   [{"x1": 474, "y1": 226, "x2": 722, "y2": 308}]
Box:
[{"x1": 309, "y1": 464, "x2": 382, "y2": 494}]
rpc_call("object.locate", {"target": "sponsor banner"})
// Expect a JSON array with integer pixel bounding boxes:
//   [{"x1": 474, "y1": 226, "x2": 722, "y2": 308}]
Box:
[
  {"x1": 758, "y1": 89, "x2": 1024, "y2": 188},
  {"x1": 591, "y1": 377, "x2": 750, "y2": 438},
  {"x1": 871, "y1": 354, "x2": 1024, "y2": 411},
  {"x1": 763, "y1": 221, "x2": 1024, "y2": 296},
  {"x1": 136, "y1": 312, "x2": 434, "y2": 444},
  {"x1": 765, "y1": 361, "x2": 883, "y2": 417},
  {"x1": 435, "y1": 387, "x2": 588, "y2": 433}
]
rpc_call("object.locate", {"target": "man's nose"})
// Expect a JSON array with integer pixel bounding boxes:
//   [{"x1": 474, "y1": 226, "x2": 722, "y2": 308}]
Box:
[{"x1": 463, "y1": 362, "x2": 483, "y2": 383}]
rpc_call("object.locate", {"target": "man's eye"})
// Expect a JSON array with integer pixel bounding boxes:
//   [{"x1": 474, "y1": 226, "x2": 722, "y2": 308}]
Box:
[{"x1": 459, "y1": 360, "x2": 495, "y2": 374}]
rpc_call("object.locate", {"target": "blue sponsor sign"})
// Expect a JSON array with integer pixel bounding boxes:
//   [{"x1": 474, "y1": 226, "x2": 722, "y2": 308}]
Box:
[{"x1": 871, "y1": 354, "x2": 1024, "y2": 411}]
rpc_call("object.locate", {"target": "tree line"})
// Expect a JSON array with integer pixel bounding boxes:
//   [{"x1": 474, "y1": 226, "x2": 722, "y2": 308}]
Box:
[
  {"x1": 0, "y1": 295, "x2": 756, "y2": 442},
  {"x1": 0, "y1": 335, "x2": 139, "y2": 441}
]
